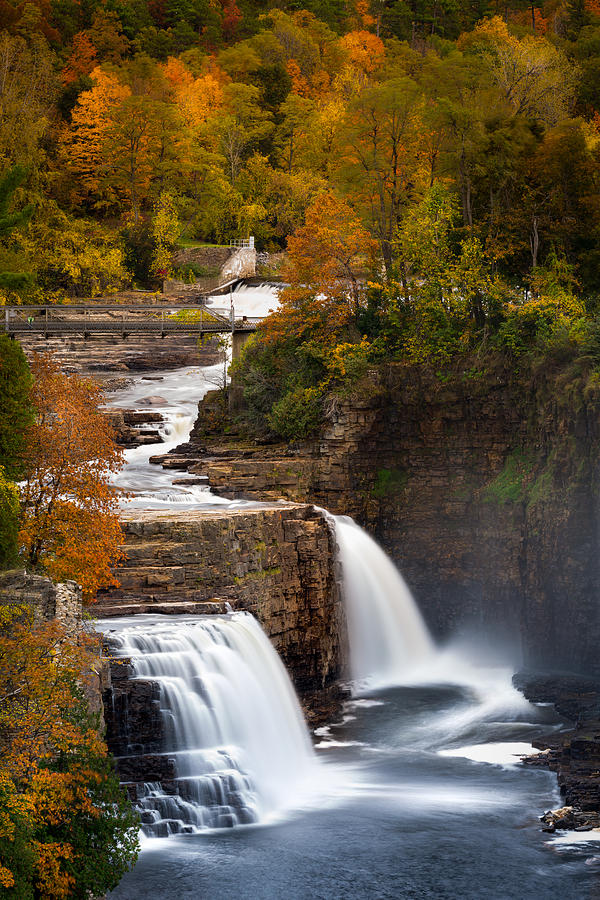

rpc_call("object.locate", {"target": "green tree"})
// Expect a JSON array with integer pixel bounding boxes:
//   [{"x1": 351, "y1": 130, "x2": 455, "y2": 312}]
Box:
[
  {"x1": 0, "y1": 166, "x2": 35, "y2": 292},
  {"x1": 0, "y1": 335, "x2": 33, "y2": 480},
  {"x1": 0, "y1": 467, "x2": 19, "y2": 570}
]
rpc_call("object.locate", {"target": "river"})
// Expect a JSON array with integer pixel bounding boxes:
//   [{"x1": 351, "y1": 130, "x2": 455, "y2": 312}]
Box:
[
  {"x1": 102, "y1": 283, "x2": 600, "y2": 899},
  {"x1": 110, "y1": 679, "x2": 600, "y2": 899}
]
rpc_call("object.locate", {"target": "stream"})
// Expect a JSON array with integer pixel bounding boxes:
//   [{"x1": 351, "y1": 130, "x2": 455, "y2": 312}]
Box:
[{"x1": 103, "y1": 284, "x2": 600, "y2": 899}]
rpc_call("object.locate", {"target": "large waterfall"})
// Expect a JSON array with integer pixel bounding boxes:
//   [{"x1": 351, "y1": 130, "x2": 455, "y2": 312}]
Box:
[
  {"x1": 102, "y1": 612, "x2": 317, "y2": 836},
  {"x1": 332, "y1": 515, "x2": 435, "y2": 691}
]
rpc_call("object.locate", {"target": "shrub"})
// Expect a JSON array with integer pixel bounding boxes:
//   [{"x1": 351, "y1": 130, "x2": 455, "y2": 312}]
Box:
[{"x1": 268, "y1": 386, "x2": 323, "y2": 440}]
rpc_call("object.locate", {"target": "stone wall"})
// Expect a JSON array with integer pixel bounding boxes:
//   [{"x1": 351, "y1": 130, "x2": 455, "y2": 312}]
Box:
[
  {"x1": 0, "y1": 570, "x2": 108, "y2": 722},
  {"x1": 96, "y1": 505, "x2": 344, "y2": 702},
  {"x1": 165, "y1": 246, "x2": 256, "y2": 294}
]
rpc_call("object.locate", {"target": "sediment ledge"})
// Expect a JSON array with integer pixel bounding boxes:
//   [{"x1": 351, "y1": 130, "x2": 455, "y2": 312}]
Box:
[
  {"x1": 517, "y1": 673, "x2": 600, "y2": 831},
  {"x1": 98, "y1": 505, "x2": 344, "y2": 709}
]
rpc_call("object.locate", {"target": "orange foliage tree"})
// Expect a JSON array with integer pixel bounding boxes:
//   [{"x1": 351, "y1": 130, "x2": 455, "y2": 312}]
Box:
[
  {"x1": 19, "y1": 354, "x2": 124, "y2": 601},
  {"x1": 0, "y1": 605, "x2": 139, "y2": 897},
  {"x1": 61, "y1": 33, "x2": 97, "y2": 86},
  {"x1": 262, "y1": 192, "x2": 376, "y2": 347}
]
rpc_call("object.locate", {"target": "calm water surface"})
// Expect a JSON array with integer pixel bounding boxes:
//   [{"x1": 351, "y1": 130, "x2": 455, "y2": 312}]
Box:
[{"x1": 111, "y1": 683, "x2": 600, "y2": 900}]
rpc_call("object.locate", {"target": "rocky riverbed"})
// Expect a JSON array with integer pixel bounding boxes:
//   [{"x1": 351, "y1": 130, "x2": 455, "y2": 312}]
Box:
[{"x1": 516, "y1": 672, "x2": 600, "y2": 832}]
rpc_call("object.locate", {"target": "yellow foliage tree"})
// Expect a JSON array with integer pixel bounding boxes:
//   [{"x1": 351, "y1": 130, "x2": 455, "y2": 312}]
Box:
[
  {"x1": 61, "y1": 67, "x2": 131, "y2": 205},
  {"x1": 0, "y1": 605, "x2": 139, "y2": 896},
  {"x1": 471, "y1": 16, "x2": 577, "y2": 126}
]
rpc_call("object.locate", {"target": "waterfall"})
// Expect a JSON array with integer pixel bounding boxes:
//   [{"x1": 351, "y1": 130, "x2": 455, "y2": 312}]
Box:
[
  {"x1": 332, "y1": 515, "x2": 435, "y2": 691},
  {"x1": 102, "y1": 612, "x2": 317, "y2": 837}
]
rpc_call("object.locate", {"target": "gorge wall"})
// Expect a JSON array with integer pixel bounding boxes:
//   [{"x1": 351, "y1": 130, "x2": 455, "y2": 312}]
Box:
[
  {"x1": 96, "y1": 505, "x2": 344, "y2": 715},
  {"x1": 188, "y1": 363, "x2": 600, "y2": 676}
]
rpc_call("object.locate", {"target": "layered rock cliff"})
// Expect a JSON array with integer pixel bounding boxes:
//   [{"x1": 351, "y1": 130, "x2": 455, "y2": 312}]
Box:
[
  {"x1": 183, "y1": 361, "x2": 600, "y2": 677},
  {"x1": 96, "y1": 505, "x2": 344, "y2": 710}
]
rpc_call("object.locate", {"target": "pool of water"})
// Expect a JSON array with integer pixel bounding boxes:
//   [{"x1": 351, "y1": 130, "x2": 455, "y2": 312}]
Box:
[{"x1": 110, "y1": 682, "x2": 600, "y2": 900}]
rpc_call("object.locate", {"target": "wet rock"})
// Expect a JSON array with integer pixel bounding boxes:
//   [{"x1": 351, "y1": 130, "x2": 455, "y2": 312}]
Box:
[{"x1": 97, "y1": 506, "x2": 343, "y2": 714}]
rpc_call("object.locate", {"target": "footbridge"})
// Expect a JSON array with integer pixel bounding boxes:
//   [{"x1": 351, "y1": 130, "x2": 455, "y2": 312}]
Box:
[{"x1": 2, "y1": 304, "x2": 259, "y2": 338}]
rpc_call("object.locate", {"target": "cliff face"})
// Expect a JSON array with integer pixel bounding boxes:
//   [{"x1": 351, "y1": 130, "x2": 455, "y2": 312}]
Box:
[
  {"x1": 97, "y1": 505, "x2": 344, "y2": 703},
  {"x1": 188, "y1": 364, "x2": 600, "y2": 676}
]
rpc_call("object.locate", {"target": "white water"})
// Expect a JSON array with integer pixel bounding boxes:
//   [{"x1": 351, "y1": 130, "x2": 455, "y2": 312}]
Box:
[
  {"x1": 106, "y1": 283, "x2": 282, "y2": 510},
  {"x1": 101, "y1": 613, "x2": 318, "y2": 836},
  {"x1": 330, "y1": 513, "x2": 545, "y2": 765},
  {"x1": 107, "y1": 363, "x2": 240, "y2": 509},
  {"x1": 332, "y1": 515, "x2": 435, "y2": 690},
  {"x1": 207, "y1": 282, "x2": 281, "y2": 321}
]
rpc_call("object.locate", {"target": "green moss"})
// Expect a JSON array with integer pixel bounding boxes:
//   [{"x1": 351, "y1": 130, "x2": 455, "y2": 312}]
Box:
[
  {"x1": 233, "y1": 566, "x2": 281, "y2": 584},
  {"x1": 483, "y1": 450, "x2": 534, "y2": 504},
  {"x1": 371, "y1": 468, "x2": 408, "y2": 499}
]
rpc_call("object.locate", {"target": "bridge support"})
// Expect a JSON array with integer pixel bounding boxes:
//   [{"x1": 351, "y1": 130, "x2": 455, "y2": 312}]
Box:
[
  {"x1": 231, "y1": 329, "x2": 252, "y2": 363},
  {"x1": 229, "y1": 330, "x2": 253, "y2": 413}
]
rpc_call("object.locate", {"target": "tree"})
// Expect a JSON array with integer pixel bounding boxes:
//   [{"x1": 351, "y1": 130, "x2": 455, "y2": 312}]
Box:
[
  {"x1": 0, "y1": 33, "x2": 57, "y2": 170},
  {"x1": 18, "y1": 203, "x2": 131, "y2": 298},
  {"x1": 0, "y1": 165, "x2": 35, "y2": 292},
  {"x1": 0, "y1": 334, "x2": 33, "y2": 480},
  {"x1": 0, "y1": 468, "x2": 19, "y2": 569},
  {"x1": 0, "y1": 606, "x2": 139, "y2": 897},
  {"x1": 19, "y1": 354, "x2": 125, "y2": 601},
  {"x1": 61, "y1": 66, "x2": 131, "y2": 209},
  {"x1": 470, "y1": 17, "x2": 577, "y2": 126},
  {"x1": 217, "y1": 82, "x2": 274, "y2": 184},
  {"x1": 335, "y1": 75, "x2": 424, "y2": 268}
]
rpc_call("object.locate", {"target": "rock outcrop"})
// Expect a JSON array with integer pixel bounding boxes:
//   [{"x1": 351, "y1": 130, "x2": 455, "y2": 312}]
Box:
[
  {"x1": 181, "y1": 362, "x2": 600, "y2": 677},
  {"x1": 517, "y1": 673, "x2": 600, "y2": 831},
  {"x1": 97, "y1": 505, "x2": 344, "y2": 707},
  {"x1": 0, "y1": 568, "x2": 82, "y2": 631},
  {"x1": 0, "y1": 570, "x2": 108, "y2": 722}
]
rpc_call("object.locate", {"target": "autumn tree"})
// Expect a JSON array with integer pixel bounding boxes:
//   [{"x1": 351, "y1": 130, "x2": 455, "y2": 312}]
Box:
[
  {"x1": 19, "y1": 354, "x2": 125, "y2": 601},
  {"x1": 334, "y1": 75, "x2": 424, "y2": 268},
  {"x1": 0, "y1": 33, "x2": 57, "y2": 170},
  {"x1": 470, "y1": 17, "x2": 577, "y2": 126},
  {"x1": 0, "y1": 605, "x2": 139, "y2": 897},
  {"x1": 233, "y1": 192, "x2": 376, "y2": 438}
]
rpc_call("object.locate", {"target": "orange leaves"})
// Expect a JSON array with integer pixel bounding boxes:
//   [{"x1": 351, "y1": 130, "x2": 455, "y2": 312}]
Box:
[
  {"x1": 32, "y1": 842, "x2": 74, "y2": 900},
  {"x1": 163, "y1": 57, "x2": 224, "y2": 128},
  {"x1": 285, "y1": 192, "x2": 375, "y2": 293},
  {"x1": 0, "y1": 611, "x2": 130, "y2": 898},
  {"x1": 261, "y1": 193, "x2": 375, "y2": 348},
  {"x1": 61, "y1": 33, "x2": 97, "y2": 86},
  {"x1": 62, "y1": 66, "x2": 130, "y2": 202},
  {"x1": 19, "y1": 353, "x2": 124, "y2": 601},
  {"x1": 339, "y1": 30, "x2": 385, "y2": 76}
]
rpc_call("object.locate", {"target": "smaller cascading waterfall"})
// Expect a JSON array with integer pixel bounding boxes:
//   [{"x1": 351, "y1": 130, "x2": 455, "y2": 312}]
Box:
[
  {"x1": 331, "y1": 515, "x2": 435, "y2": 691},
  {"x1": 103, "y1": 613, "x2": 317, "y2": 837}
]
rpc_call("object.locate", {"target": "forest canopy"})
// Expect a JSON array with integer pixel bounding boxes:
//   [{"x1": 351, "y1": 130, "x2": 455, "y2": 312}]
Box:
[
  {"x1": 2, "y1": 0, "x2": 600, "y2": 296},
  {"x1": 4, "y1": 1, "x2": 600, "y2": 436}
]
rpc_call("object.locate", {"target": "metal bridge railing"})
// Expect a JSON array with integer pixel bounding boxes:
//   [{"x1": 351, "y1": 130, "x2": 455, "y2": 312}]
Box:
[
  {"x1": 2, "y1": 305, "x2": 258, "y2": 337},
  {"x1": 229, "y1": 237, "x2": 255, "y2": 249}
]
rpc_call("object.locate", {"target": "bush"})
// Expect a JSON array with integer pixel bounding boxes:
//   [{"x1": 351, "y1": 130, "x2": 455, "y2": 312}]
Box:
[{"x1": 268, "y1": 386, "x2": 323, "y2": 440}]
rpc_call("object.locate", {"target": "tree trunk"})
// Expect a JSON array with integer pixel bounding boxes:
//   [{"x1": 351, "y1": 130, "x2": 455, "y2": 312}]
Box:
[{"x1": 530, "y1": 215, "x2": 539, "y2": 270}]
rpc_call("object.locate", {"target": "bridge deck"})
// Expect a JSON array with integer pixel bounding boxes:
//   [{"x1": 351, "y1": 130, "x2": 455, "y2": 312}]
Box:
[{"x1": 2, "y1": 305, "x2": 258, "y2": 336}]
